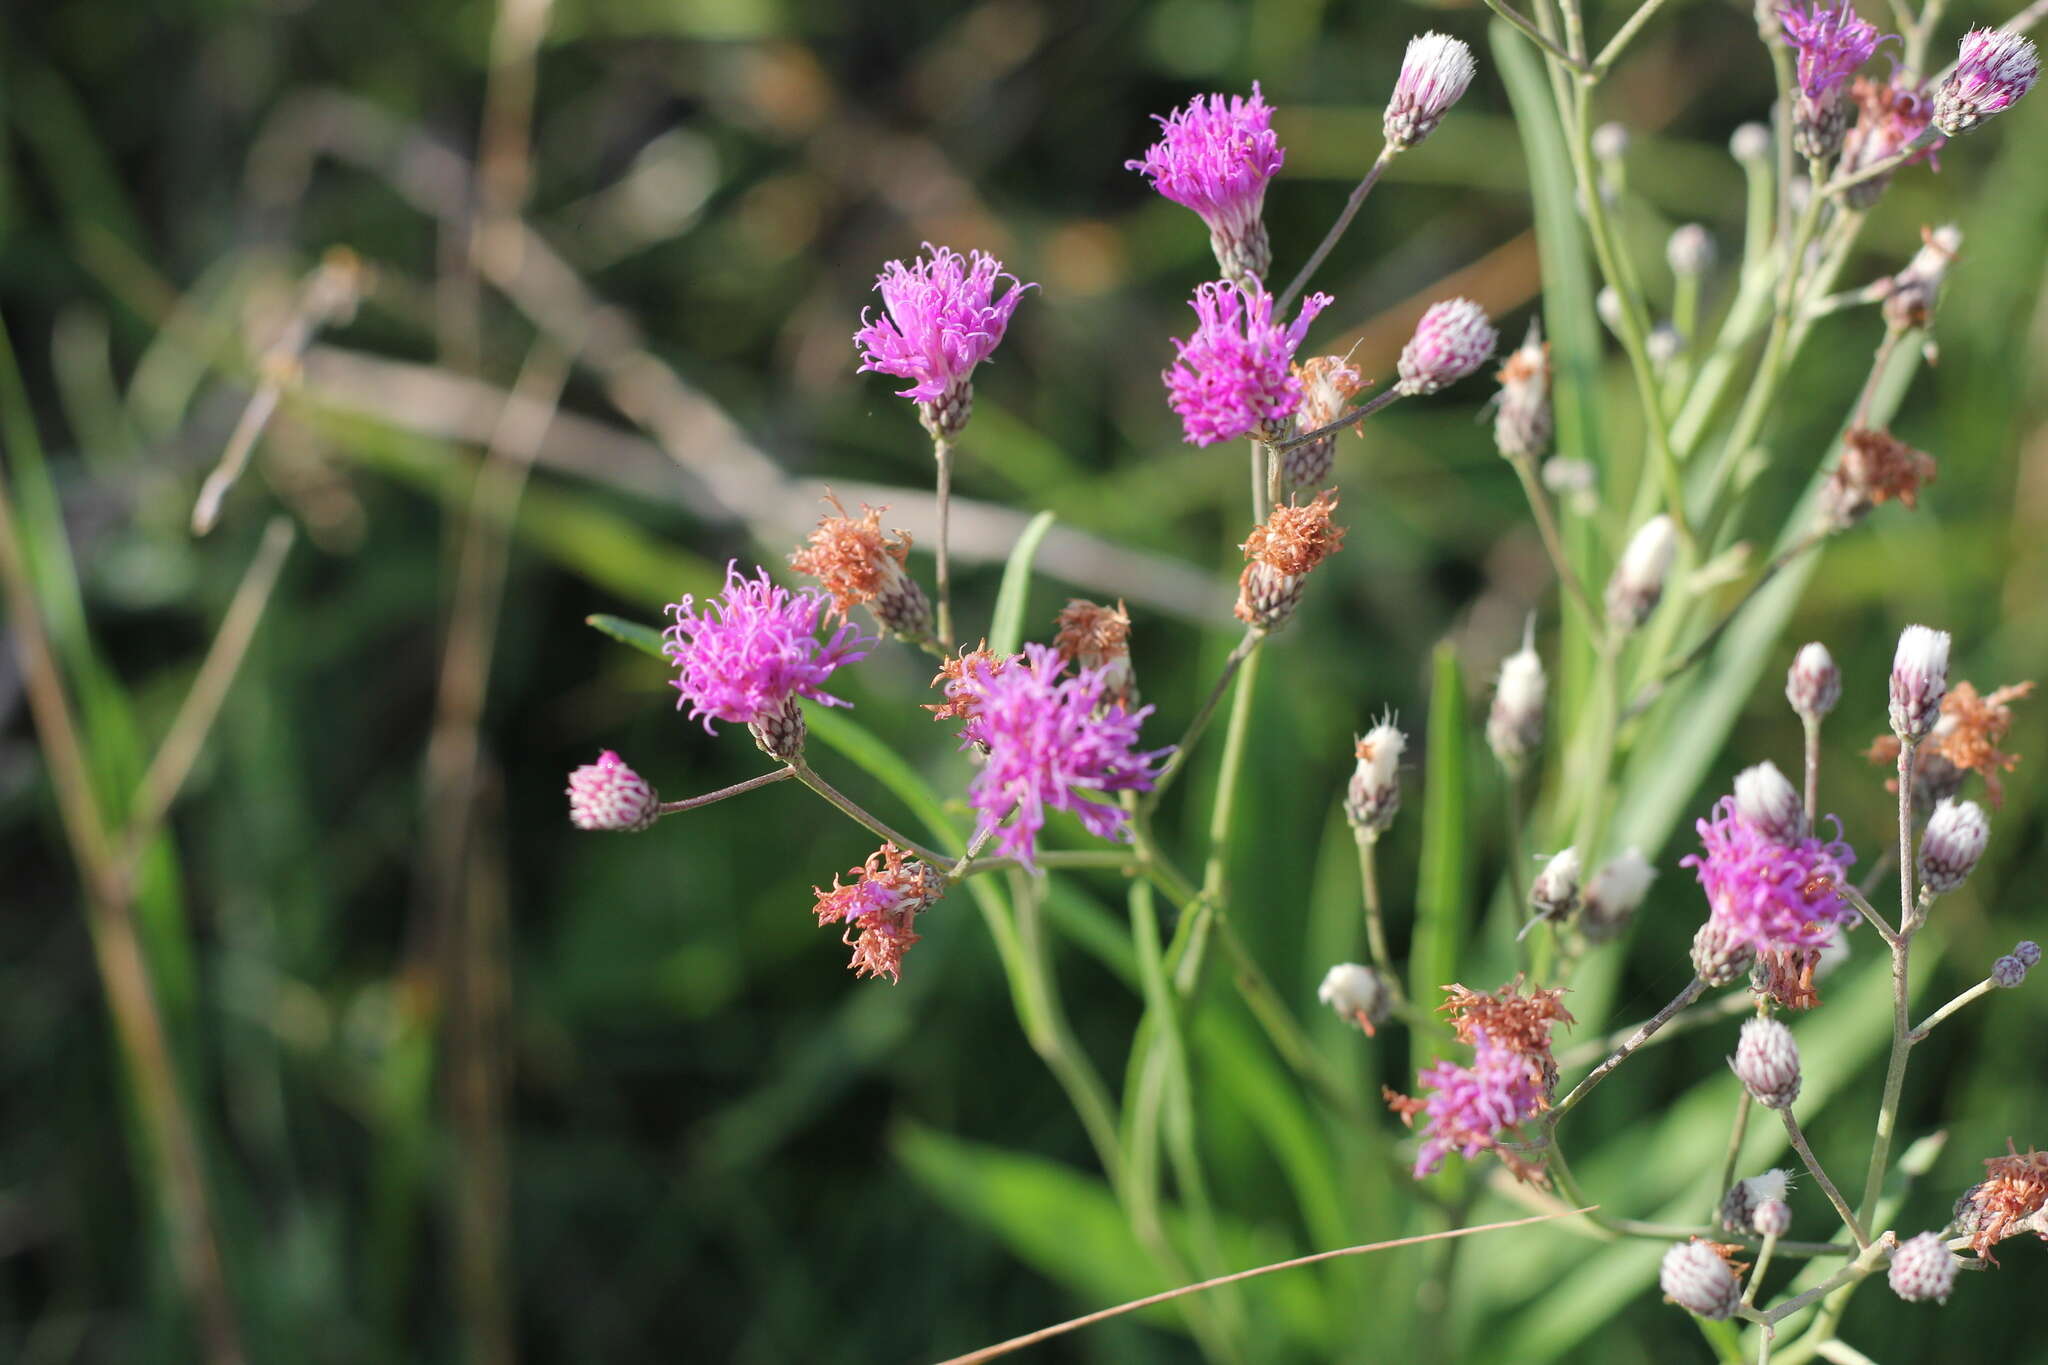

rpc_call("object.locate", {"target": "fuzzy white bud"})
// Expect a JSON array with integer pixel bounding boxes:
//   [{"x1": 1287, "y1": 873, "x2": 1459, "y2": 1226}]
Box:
[
  {"x1": 1596, "y1": 286, "x2": 1625, "y2": 335},
  {"x1": 1889, "y1": 625, "x2": 1951, "y2": 741},
  {"x1": 1718, "y1": 1168, "x2": 1791, "y2": 1233},
  {"x1": 1660, "y1": 1241, "x2": 1741, "y2": 1319},
  {"x1": 1918, "y1": 797, "x2": 1988, "y2": 895},
  {"x1": 1667, "y1": 224, "x2": 1717, "y2": 278},
  {"x1": 1733, "y1": 1016, "x2": 1801, "y2": 1109},
  {"x1": 1530, "y1": 847, "x2": 1583, "y2": 920},
  {"x1": 1607, "y1": 515, "x2": 1677, "y2": 632},
  {"x1": 1786, "y1": 642, "x2": 1841, "y2": 720},
  {"x1": 1592, "y1": 121, "x2": 1630, "y2": 162},
  {"x1": 1581, "y1": 848, "x2": 1655, "y2": 943},
  {"x1": 1345, "y1": 720, "x2": 1407, "y2": 833},
  {"x1": 1318, "y1": 962, "x2": 1393, "y2": 1033},
  {"x1": 1753, "y1": 1199, "x2": 1792, "y2": 1239},
  {"x1": 1733, "y1": 760, "x2": 1804, "y2": 844},
  {"x1": 1487, "y1": 630, "x2": 1547, "y2": 770},
  {"x1": 1730, "y1": 122, "x2": 1772, "y2": 163},
  {"x1": 1385, "y1": 33, "x2": 1478, "y2": 150},
  {"x1": 1647, "y1": 322, "x2": 1684, "y2": 369}
]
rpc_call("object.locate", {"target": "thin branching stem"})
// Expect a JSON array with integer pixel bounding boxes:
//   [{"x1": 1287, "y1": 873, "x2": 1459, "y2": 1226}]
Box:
[
  {"x1": 1272, "y1": 386, "x2": 1405, "y2": 452},
  {"x1": 932, "y1": 434, "x2": 956, "y2": 650},
  {"x1": 653, "y1": 765, "x2": 797, "y2": 815},
  {"x1": 1549, "y1": 977, "x2": 1706, "y2": 1121},
  {"x1": 1779, "y1": 1107, "x2": 1868, "y2": 1248},
  {"x1": 1855, "y1": 740, "x2": 1918, "y2": 1229},
  {"x1": 1908, "y1": 978, "x2": 1995, "y2": 1042},
  {"x1": 1508, "y1": 453, "x2": 1604, "y2": 637},
  {"x1": 1483, "y1": 0, "x2": 1589, "y2": 71},
  {"x1": 1143, "y1": 629, "x2": 1263, "y2": 811},
  {"x1": 1277, "y1": 147, "x2": 1396, "y2": 312},
  {"x1": 790, "y1": 760, "x2": 951, "y2": 865}
]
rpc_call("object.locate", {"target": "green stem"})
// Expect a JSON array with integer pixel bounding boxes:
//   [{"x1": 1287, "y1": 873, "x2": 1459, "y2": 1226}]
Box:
[
  {"x1": 1276, "y1": 147, "x2": 1396, "y2": 312},
  {"x1": 932, "y1": 435, "x2": 956, "y2": 650},
  {"x1": 1854, "y1": 740, "x2": 1917, "y2": 1230},
  {"x1": 1509, "y1": 453, "x2": 1603, "y2": 637},
  {"x1": 1143, "y1": 630, "x2": 1263, "y2": 811},
  {"x1": 1716, "y1": 1091, "x2": 1754, "y2": 1222},
  {"x1": 1779, "y1": 1108, "x2": 1867, "y2": 1249},
  {"x1": 791, "y1": 760, "x2": 952, "y2": 866},
  {"x1": 654, "y1": 765, "x2": 797, "y2": 816},
  {"x1": 1548, "y1": 976, "x2": 1707, "y2": 1121},
  {"x1": 1482, "y1": 0, "x2": 1587, "y2": 71}
]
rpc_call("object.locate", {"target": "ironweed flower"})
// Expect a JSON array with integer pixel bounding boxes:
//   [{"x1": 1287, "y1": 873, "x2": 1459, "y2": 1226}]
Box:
[
  {"x1": 1840, "y1": 75, "x2": 1942, "y2": 207},
  {"x1": 1889, "y1": 1231, "x2": 1958, "y2": 1304},
  {"x1": 1052, "y1": 599, "x2": 1136, "y2": 708},
  {"x1": 665, "y1": 563, "x2": 873, "y2": 734},
  {"x1": 1387, "y1": 1032, "x2": 1549, "y2": 1180},
  {"x1": 854, "y1": 244, "x2": 1033, "y2": 437},
  {"x1": 1165, "y1": 278, "x2": 1332, "y2": 447},
  {"x1": 1397, "y1": 298, "x2": 1497, "y2": 395},
  {"x1": 943, "y1": 643, "x2": 1168, "y2": 872},
  {"x1": 1778, "y1": 1, "x2": 1891, "y2": 157},
  {"x1": 1683, "y1": 795, "x2": 1858, "y2": 955},
  {"x1": 1384, "y1": 33, "x2": 1477, "y2": 151},
  {"x1": 789, "y1": 495, "x2": 931, "y2": 641},
  {"x1": 1127, "y1": 84, "x2": 1285, "y2": 281},
  {"x1": 1660, "y1": 1241, "x2": 1743, "y2": 1320},
  {"x1": 1934, "y1": 28, "x2": 2040, "y2": 135},
  {"x1": 1284, "y1": 355, "x2": 1365, "y2": 488},
  {"x1": 1345, "y1": 717, "x2": 1405, "y2": 833},
  {"x1": 1235, "y1": 489, "x2": 1345, "y2": 629},
  {"x1": 1889, "y1": 624, "x2": 1951, "y2": 741},
  {"x1": 812, "y1": 843, "x2": 947, "y2": 983},
  {"x1": 1318, "y1": 962, "x2": 1393, "y2": 1035},
  {"x1": 566, "y1": 751, "x2": 657, "y2": 832}
]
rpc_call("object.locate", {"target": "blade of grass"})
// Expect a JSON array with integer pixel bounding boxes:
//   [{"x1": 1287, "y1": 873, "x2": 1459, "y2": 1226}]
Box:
[{"x1": 988, "y1": 509, "x2": 1056, "y2": 656}]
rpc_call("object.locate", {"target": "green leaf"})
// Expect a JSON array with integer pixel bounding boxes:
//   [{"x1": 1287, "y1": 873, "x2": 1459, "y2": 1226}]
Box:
[
  {"x1": 1410, "y1": 641, "x2": 1470, "y2": 1075},
  {"x1": 584, "y1": 613, "x2": 666, "y2": 661},
  {"x1": 988, "y1": 509, "x2": 1057, "y2": 656}
]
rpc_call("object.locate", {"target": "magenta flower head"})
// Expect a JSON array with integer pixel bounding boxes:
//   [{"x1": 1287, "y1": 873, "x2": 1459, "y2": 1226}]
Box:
[
  {"x1": 1396, "y1": 298, "x2": 1498, "y2": 395},
  {"x1": 854, "y1": 244, "x2": 1034, "y2": 438},
  {"x1": 1935, "y1": 28, "x2": 2041, "y2": 135},
  {"x1": 1840, "y1": 75, "x2": 1943, "y2": 207},
  {"x1": 664, "y1": 563, "x2": 874, "y2": 757},
  {"x1": 1400, "y1": 1033, "x2": 1547, "y2": 1179},
  {"x1": 1164, "y1": 278, "x2": 1333, "y2": 446},
  {"x1": 1127, "y1": 84, "x2": 1286, "y2": 282},
  {"x1": 1682, "y1": 795, "x2": 1858, "y2": 955},
  {"x1": 1385, "y1": 32, "x2": 1477, "y2": 151},
  {"x1": 945, "y1": 643, "x2": 1169, "y2": 871},
  {"x1": 566, "y1": 751, "x2": 658, "y2": 832},
  {"x1": 1778, "y1": 1, "x2": 1890, "y2": 101}
]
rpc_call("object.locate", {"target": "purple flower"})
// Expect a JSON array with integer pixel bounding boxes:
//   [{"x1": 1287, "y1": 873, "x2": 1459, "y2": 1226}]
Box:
[
  {"x1": 1405, "y1": 1033, "x2": 1547, "y2": 1178},
  {"x1": 1777, "y1": 1, "x2": 1891, "y2": 101},
  {"x1": 1164, "y1": 278, "x2": 1332, "y2": 447},
  {"x1": 854, "y1": 244, "x2": 1034, "y2": 430},
  {"x1": 947, "y1": 643, "x2": 1169, "y2": 871},
  {"x1": 1935, "y1": 27, "x2": 2041, "y2": 135},
  {"x1": 1127, "y1": 84, "x2": 1285, "y2": 280},
  {"x1": 1682, "y1": 796, "x2": 1858, "y2": 955},
  {"x1": 664, "y1": 563, "x2": 874, "y2": 731},
  {"x1": 1840, "y1": 75, "x2": 1943, "y2": 202}
]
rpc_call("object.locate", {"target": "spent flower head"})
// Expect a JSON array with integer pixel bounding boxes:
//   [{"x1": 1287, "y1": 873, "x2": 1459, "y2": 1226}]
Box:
[
  {"x1": 1607, "y1": 515, "x2": 1678, "y2": 632},
  {"x1": 1493, "y1": 322, "x2": 1553, "y2": 462},
  {"x1": 1236, "y1": 489, "x2": 1345, "y2": 629},
  {"x1": 665, "y1": 563, "x2": 874, "y2": 732},
  {"x1": 1387, "y1": 1033, "x2": 1549, "y2": 1181},
  {"x1": 1345, "y1": 717, "x2": 1405, "y2": 833},
  {"x1": 1128, "y1": 84, "x2": 1285, "y2": 280},
  {"x1": 1487, "y1": 625, "x2": 1547, "y2": 770},
  {"x1": 1318, "y1": 962, "x2": 1393, "y2": 1035},
  {"x1": 1285, "y1": 355, "x2": 1366, "y2": 488},
  {"x1": 789, "y1": 495, "x2": 931, "y2": 640},
  {"x1": 1582, "y1": 847, "x2": 1656, "y2": 944},
  {"x1": 854, "y1": 244, "x2": 1033, "y2": 435},
  {"x1": 812, "y1": 843, "x2": 947, "y2": 984},
  {"x1": 1053, "y1": 599, "x2": 1136, "y2": 707},
  {"x1": 1165, "y1": 278, "x2": 1333, "y2": 447}
]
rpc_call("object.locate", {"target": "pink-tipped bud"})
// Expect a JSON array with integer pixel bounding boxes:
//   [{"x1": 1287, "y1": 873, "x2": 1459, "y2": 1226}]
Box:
[
  {"x1": 1889, "y1": 624, "x2": 1950, "y2": 741},
  {"x1": 1487, "y1": 625, "x2": 1547, "y2": 771},
  {"x1": 1733, "y1": 1016, "x2": 1802, "y2": 1109},
  {"x1": 1493, "y1": 321, "x2": 1553, "y2": 462},
  {"x1": 1692, "y1": 918, "x2": 1756, "y2": 987},
  {"x1": 1384, "y1": 33, "x2": 1477, "y2": 151},
  {"x1": 1318, "y1": 962, "x2": 1393, "y2": 1035},
  {"x1": 1660, "y1": 1241, "x2": 1742, "y2": 1320},
  {"x1": 1345, "y1": 719, "x2": 1407, "y2": 833},
  {"x1": 1607, "y1": 515, "x2": 1677, "y2": 632},
  {"x1": 1991, "y1": 952, "x2": 2029, "y2": 989},
  {"x1": 1888, "y1": 1231, "x2": 1958, "y2": 1304},
  {"x1": 566, "y1": 751, "x2": 659, "y2": 831},
  {"x1": 1582, "y1": 847, "x2": 1656, "y2": 943},
  {"x1": 1734, "y1": 760, "x2": 1805, "y2": 844},
  {"x1": 1754, "y1": 1199, "x2": 1793, "y2": 1238},
  {"x1": 2015, "y1": 940, "x2": 2042, "y2": 968},
  {"x1": 1530, "y1": 846, "x2": 1583, "y2": 921},
  {"x1": 1918, "y1": 797, "x2": 1988, "y2": 895},
  {"x1": 1667, "y1": 224, "x2": 1717, "y2": 278},
  {"x1": 1934, "y1": 28, "x2": 2040, "y2": 135},
  {"x1": 1786, "y1": 642, "x2": 1842, "y2": 720},
  {"x1": 1397, "y1": 298, "x2": 1498, "y2": 395},
  {"x1": 1718, "y1": 1168, "x2": 1791, "y2": 1233}
]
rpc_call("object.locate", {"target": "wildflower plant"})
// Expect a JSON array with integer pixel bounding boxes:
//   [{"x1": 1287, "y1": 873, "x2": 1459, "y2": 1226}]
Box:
[{"x1": 555, "y1": 2, "x2": 2048, "y2": 1360}]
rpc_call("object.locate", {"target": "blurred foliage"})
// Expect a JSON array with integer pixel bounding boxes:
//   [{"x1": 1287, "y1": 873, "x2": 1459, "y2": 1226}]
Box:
[{"x1": 3, "y1": 0, "x2": 2047, "y2": 1362}]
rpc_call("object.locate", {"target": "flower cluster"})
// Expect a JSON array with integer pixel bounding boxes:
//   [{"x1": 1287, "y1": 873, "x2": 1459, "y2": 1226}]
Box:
[
  {"x1": 1683, "y1": 789, "x2": 1857, "y2": 957},
  {"x1": 1127, "y1": 84, "x2": 1286, "y2": 281},
  {"x1": 1164, "y1": 279, "x2": 1332, "y2": 446},
  {"x1": 812, "y1": 843, "x2": 947, "y2": 983},
  {"x1": 664, "y1": 563, "x2": 873, "y2": 732},
  {"x1": 854, "y1": 244, "x2": 1033, "y2": 435},
  {"x1": 1386, "y1": 980, "x2": 1573, "y2": 1181},
  {"x1": 939, "y1": 643, "x2": 1168, "y2": 871}
]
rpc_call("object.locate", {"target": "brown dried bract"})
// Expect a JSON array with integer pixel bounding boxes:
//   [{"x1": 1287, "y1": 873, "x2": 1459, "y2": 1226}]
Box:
[
  {"x1": 1294, "y1": 355, "x2": 1366, "y2": 432},
  {"x1": 1053, "y1": 599, "x2": 1131, "y2": 669},
  {"x1": 927, "y1": 643, "x2": 1005, "y2": 724},
  {"x1": 1956, "y1": 1143, "x2": 2048, "y2": 1262},
  {"x1": 812, "y1": 843, "x2": 946, "y2": 984},
  {"x1": 1438, "y1": 979, "x2": 1575, "y2": 1060},
  {"x1": 789, "y1": 494, "x2": 913, "y2": 615},
  {"x1": 1867, "y1": 679, "x2": 2033, "y2": 807},
  {"x1": 1825, "y1": 428, "x2": 1937, "y2": 525},
  {"x1": 1752, "y1": 947, "x2": 1823, "y2": 1011},
  {"x1": 1242, "y1": 489, "x2": 1345, "y2": 577}
]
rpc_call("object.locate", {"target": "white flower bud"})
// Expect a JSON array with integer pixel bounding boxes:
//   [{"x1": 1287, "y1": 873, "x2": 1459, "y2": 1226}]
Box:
[
  {"x1": 1606, "y1": 515, "x2": 1677, "y2": 632},
  {"x1": 1592, "y1": 121, "x2": 1630, "y2": 162},
  {"x1": 1530, "y1": 846, "x2": 1582, "y2": 920},
  {"x1": 1753, "y1": 1199, "x2": 1792, "y2": 1239},
  {"x1": 1596, "y1": 286, "x2": 1625, "y2": 335},
  {"x1": 1887, "y1": 1231, "x2": 1958, "y2": 1304},
  {"x1": 1581, "y1": 848, "x2": 1655, "y2": 943},
  {"x1": 1345, "y1": 719, "x2": 1407, "y2": 833},
  {"x1": 1384, "y1": 32, "x2": 1478, "y2": 151},
  {"x1": 1667, "y1": 224, "x2": 1717, "y2": 278},
  {"x1": 1730, "y1": 122, "x2": 1772, "y2": 163},
  {"x1": 1318, "y1": 962, "x2": 1393, "y2": 1034},
  {"x1": 1734, "y1": 760, "x2": 1804, "y2": 844},
  {"x1": 1487, "y1": 628, "x2": 1547, "y2": 770},
  {"x1": 1647, "y1": 322, "x2": 1684, "y2": 369},
  {"x1": 1733, "y1": 1016, "x2": 1801, "y2": 1109},
  {"x1": 1889, "y1": 625, "x2": 1951, "y2": 741},
  {"x1": 1786, "y1": 641, "x2": 1841, "y2": 720},
  {"x1": 1918, "y1": 797, "x2": 1988, "y2": 895},
  {"x1": 1718, "y1": 1168, "x2": 1790, "y2": 1233},
  {"x1": 1660, "y1": 1241, "x2": 1741, "y2": 1319}
]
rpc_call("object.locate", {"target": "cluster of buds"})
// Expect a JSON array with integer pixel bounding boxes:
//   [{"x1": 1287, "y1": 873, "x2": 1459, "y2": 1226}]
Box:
[
  {"x1": 1991, "y1": 940, "x2": 2040, "y2": 989},
  {"x1": 1719, "y1": 1168, "x2": 1792, "y2": 1236},
  {"x1": 1235, "y1": 489, "x2": 1345, "y2": 630},
  {"x1": 1492, "y1": 322, "x2": 1552, "y2": 463},
  {"x1": 566, "y1": 751, "x2": 659, "y2": 832},
  {"x1": 1344, "y1": 718, "x2": 1405, "y2": 834},
  {"x1": 789, "y1": 496, "x2": 933, "y2": 642},
  {"x1": 1732, "y1": 1016, "x2": 1802, "y2": 1109},
  {"x1": 1486, "y1": 624, "x2": 1547, "y2": 774},
  {"x1": 1052, "y1": 599, "x2": 1137, "y2": 709},
  {"x1": 1318, "y1": 962, "x2": 1393, "y2": 1035},
  {"x1": 1606, "y1": 515, "x2": 1678, "y2": 633},
  {"x1": 1285, "y1": 356, "x2": 1365, "y2": 489}
]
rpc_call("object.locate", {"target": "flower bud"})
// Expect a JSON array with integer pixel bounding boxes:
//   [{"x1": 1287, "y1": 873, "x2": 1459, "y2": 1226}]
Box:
[
  {"x1": 1734, "y1": 760, "x2": 1804, "y2": 844},
  {"x1": 1718, "y1": 1168, "x2": 1790, "y2": 1234},
  {"x1": 1591, "y1": 121, "x2": 1630, "y2": 163},
  {"x1": 1345, "y1": 719, "x2": 1406, "y2": 833},
  {"x1": 1887, "y1": 1231, "x2": 1958, "y2": 1304},
  {"x1": 1396, "y1": 298, "x2": 1497, "y2": 395},
  {"x1": 1647, "y1": 322, "x2": 1684, "y2": 370},
  {"x1": 1596, "y1": 287, "x2": 1625, "y2": 335},
  {"x1": 1607, "y1": 515, "x2": 1677, "y2": 632},
  {"x1": 1660, "y1": 1241, "x2": 1741, "y2": 1320},
  {"x1": 2015, "y1": 940, "x2": 2042, "y2": 969},
  {"x1": 1793, "y1": 88, "x2": 1852, "y2": 161},
  {"x1": 1667, "y1": 224, "x2": 1717, "y2": 278},
  {"x1": 1933, "y1": 28, "x2": 2040, "y2": 136},
  {"x1": 566, "y1": 750, "x2": 659, "y2": 832},
  {"x1": 1692, "y1": 919, "x2": 1756, "y2": 987},
  {"x1": 1492, "y1": 321, "x2": 1552, "y2": 462},
  {"x1": 1917, "y1": 797, "x2": 1988, "y2": 895},
  {"x1": 749, "y1": 693, "x2": 808, "y2": 762},
  {"x1": 1991, "y1": 953, "x2": 2028, "y2": 989},
  {"x1": 1486, "y1": 628, "x2": 1547, "y2": 772},
  {"x1": 1754, "y1": 1199, "x2": 1793, "y2": 1239},
  {"x1": 1581, "y1": 848, "x2": 1656, "y2": 944},
  {"x1": 1530, "y1": 847, "x2": 1583, "y2": 921},
  {"x1": 1318, "y1": 962, "x2": 1393, "y2": 1035},
  {"x1": 1889, "y1": 625, "x2": 1950, "y2": 741},
  {"x1": 1730, "y1": 122, "x2": 1773, "y2": 163},
  {"x1": 1733, "y1": 1016, "x2": 1801, "y2": 1109},
  {"x1": 1384, "y1": 32, "x2": 1477, "y2": 151},
  {"x1": 1786, "y1": 641, "x2": 1842, "y2": 720}
]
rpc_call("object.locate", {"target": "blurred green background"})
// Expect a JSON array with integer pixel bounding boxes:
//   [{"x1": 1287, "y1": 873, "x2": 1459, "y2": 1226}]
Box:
[{"x1": 3, "y1": 0, "x2": 2046, "y2": 1361}]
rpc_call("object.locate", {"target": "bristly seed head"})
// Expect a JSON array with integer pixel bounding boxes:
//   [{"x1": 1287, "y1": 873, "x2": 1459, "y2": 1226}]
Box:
[
  {"x1": 1606, "y1": 515, "x2": 1678, "y2": 632},
  {"x1": 1529, "y1": 847, "x2": 1583, "y2": 923},
  {"x1": 1882, "y1": 224, "x2": 1962, "y2": 332},
  {"x1": 1346, "y1": 717, "x2": 1406, "y2": 834},
  {"x1": 1385, "y1": 33, "x2": 1478, "y2": 151},
  {"x1": 1397, "y1": 298, "x2": 1498, "y2": 395},
  {"x1": 789, "y1": 495, "x2": 932, "y2": 641},
  {"x1": 566, "y1": 751, "x2": 658, "y2": 832},
  {"x1": 1487, "y1": 624, "x2": 1548, "y2": 772},
  {"x1": 1719, "y1": 1168, "x2": 1792, "y2": 1233},
  {"x1": 1318, "y1": 962, "x2": 1393, "y2": 1035},
  {"x1": 1236, "y1": 490, "x2": 1345, "y2": 630},
  {"x1": 1493, "y1": 321, "x2": 1553, "y2": 462},
  {"x1": 1285, "y1": 355, "x2": 1367, "y2": 488},
  {"x1": 1934, "y1": 28, "x2": 2040, "y2": 136}
]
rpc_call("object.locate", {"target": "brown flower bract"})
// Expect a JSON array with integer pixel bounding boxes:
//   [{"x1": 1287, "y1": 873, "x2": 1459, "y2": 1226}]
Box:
[
  {"x1": 1867, "y1": 678, "x2": 2034, "y2": 806},
  {"x1": 1241, "y1": 489, "x2": 1344, "y2": 577},
  {"x1": 789, "y1": 495, "x2": 912, "y2": 615}
]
